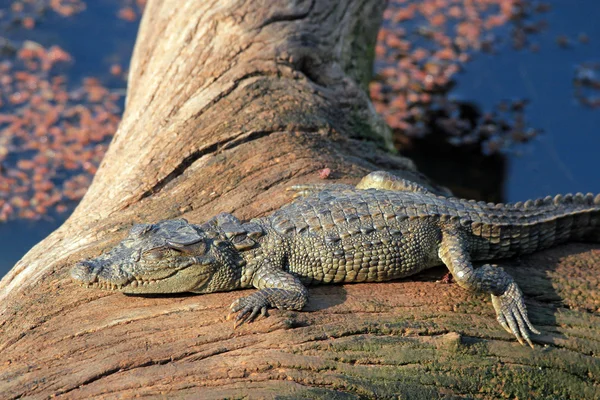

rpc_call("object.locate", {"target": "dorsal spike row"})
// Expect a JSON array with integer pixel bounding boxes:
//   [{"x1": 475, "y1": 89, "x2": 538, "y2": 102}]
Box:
[
  {"x1": 554, "y1": 194, "x2": 563, "y2": 204},
  {"x1": 584, "y1": 193, "x2": 594, "y2": 203},
  {"x1": 551, "y1": 192, "x2": 600, "y2": 206},
  {"x1": 480, "y1": 191, "x2": 599, "y2": 211}
]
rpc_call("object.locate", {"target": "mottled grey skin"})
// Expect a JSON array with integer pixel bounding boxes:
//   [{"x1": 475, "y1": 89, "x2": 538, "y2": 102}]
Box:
[{"x1": 71, "y1": 171, "x2": 600, "y2": 347}]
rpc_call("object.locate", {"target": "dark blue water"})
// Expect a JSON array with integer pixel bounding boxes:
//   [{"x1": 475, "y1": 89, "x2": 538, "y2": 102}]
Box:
[
  {"x1": 454, "y1": 1, "x2": 600, "y2": 201},
  {"x1": 0, "y1": 0, "x2": 138, "y2": 277},
  {"x1": 0, "y1": 1, "x2": 599, "y2": 279},
  {"x1": 1, "y1": 0, "x2": 139, "y2": 84}
]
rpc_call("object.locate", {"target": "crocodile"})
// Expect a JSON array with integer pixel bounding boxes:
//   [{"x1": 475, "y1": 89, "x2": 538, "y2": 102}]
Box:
[{"x1": 71, "y1": 171, "x2": 600, "y2": 347}]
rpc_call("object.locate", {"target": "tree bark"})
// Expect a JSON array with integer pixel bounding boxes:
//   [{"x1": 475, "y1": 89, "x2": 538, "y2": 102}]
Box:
[{"x1": 1, "y1": 1, "x2": 598, "y2": 398}]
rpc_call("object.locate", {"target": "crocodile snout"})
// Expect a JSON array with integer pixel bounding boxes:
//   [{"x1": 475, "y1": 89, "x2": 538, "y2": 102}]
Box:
[{"x1": 70, "y1": 260, "x2": 100, "y2": 284}]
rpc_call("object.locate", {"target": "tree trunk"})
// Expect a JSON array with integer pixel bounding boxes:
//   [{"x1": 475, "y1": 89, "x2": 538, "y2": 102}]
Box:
[{"x1": 1, "y1": 1, "x2": 598, "y2": 398}]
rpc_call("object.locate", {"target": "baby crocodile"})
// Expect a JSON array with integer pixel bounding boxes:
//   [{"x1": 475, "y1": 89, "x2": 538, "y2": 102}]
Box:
[{"x1": 71, "y1": 171, "x2": 600, "y2": 347}]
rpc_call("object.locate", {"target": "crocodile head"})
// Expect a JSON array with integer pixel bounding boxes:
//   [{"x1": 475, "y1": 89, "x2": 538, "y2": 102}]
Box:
[{"x1": 71, "y1": 219, "x2": 241, "y2": 294}]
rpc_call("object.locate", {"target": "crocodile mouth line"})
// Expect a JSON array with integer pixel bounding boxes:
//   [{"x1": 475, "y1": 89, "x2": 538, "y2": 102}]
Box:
[{"x1": 77, "y1": 272, "x2": 179, "y2": 291}]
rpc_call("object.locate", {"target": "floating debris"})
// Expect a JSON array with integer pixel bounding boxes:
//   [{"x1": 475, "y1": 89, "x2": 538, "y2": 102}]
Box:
[
  {"x1": 574, "y1": 62, "x2": 600, "y2": 109},
  {"x1": 372, "y1": 0, "x2": 547, "y2": 155},
  {"x1": 117, "y1": 0, "x2": 146, "y2": 22},
  {"x1": 2, "y1": 0, "x2": 87, "y2": 27},
  {"x1": 0, "y1": 2, "x2": 130, "y2": 222}
]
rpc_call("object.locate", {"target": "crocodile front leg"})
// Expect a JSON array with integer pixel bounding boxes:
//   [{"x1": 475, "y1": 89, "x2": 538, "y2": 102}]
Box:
[
  {"x1": 229, "y1": 260, "x2": 308, "y2": 327},
  {"x1": 438, "y1": 225, "x2": 540, "y2": 347}
]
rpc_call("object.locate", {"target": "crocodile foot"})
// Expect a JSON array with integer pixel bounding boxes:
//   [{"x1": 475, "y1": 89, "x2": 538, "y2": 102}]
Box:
[
  {"x1": 228, "y1": 292, "x2": 270, "y2": 328},
  {"x1": 491, "y1": 281, "x2": 541, "y2": 348}
]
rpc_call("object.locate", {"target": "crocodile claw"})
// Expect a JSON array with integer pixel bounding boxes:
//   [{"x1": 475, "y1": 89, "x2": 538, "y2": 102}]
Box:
[
  {"x1": 491, "y1": 282, "x2": 540, "y2": 348},
  {"x1": 228, "y1": 292, "x2": 270, "y2": 328}
]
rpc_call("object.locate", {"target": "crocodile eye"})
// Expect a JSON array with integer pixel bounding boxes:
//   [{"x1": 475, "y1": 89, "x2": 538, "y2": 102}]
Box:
[
  {"x1": 142, "y1": 247, "x2": 177, "y2": 261},
  {"x1": 166, "y1": 240, "x2": 207, "y2": 255},
  {"x1": 130, "y1": 223, "x2": 154, "y2": 237}
]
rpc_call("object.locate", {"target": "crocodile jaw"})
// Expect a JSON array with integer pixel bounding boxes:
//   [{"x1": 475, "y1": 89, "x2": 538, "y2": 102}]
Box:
[{"x1": 70, "y1": 258, "x2": 214, "y2": 294}]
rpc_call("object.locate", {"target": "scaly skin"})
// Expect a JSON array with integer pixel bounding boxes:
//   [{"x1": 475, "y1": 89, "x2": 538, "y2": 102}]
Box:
[{"x1": 71, "y1": 171, "x2": 600, "y2": 347}]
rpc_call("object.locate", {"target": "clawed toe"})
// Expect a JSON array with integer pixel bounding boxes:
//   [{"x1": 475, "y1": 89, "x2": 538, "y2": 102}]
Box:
[
  {"x1": 228, "y1": 293, "x2": 270, "y2": 328},
  {"x1": 492, "y1": 282, "x2": 540, "y2": 348},
  {"x1": 232, "y1": 305, "x2": 268, "y2": 328}
]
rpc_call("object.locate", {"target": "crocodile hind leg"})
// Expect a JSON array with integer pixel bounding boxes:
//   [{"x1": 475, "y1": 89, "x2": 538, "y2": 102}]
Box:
[
  {"x1": 356, "y1": 171, "x2": 433, "y2": 193},
  {"x1": 356, "y1": 171, "x2": 452, "y2": 196},
  {"x1": 438, "y1": 225, "x2": 540, "y2": 347},
  {"x1": 286, "y1": 183, "x2": 354, "y2": 199},
  {"x1": 288, "y1": 170, "x2": 450, "y2": 198},
  {"x1": 228, "y1": 260, "x2": 309, "y2": 327}
]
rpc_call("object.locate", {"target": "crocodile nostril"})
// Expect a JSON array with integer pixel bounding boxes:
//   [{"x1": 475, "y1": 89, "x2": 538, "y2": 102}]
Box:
[{"x1": 70, "y1": 261, "x2": 99, "y2": 284}]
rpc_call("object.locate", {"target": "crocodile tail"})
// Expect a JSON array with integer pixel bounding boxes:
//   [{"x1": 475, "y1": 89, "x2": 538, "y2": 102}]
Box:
[
  {"x1": 552, "y1": 193, "x2": 600, "y2": 243},
  {"x1": 523, "y1": 193, "x2": 600, "y2": 250},
  {"x1": 587, "y1": 193, "x2": 600, "y2": 242},
  {"x1": 467, "y1": 193, "x2": 600, "y2": 260}
]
